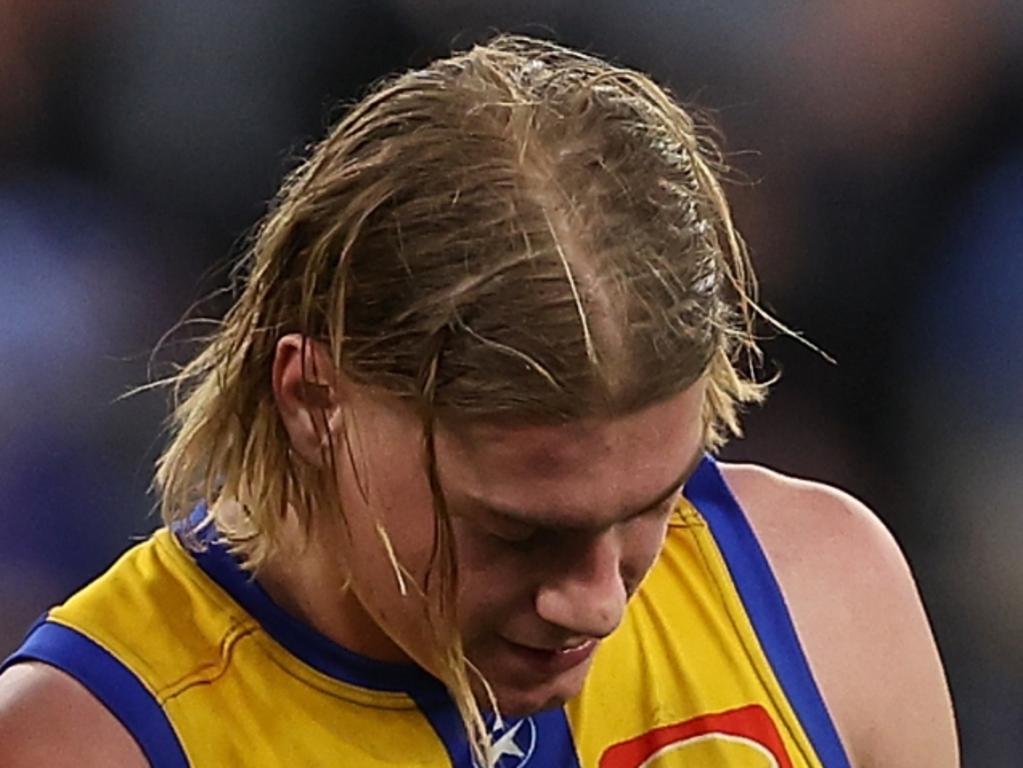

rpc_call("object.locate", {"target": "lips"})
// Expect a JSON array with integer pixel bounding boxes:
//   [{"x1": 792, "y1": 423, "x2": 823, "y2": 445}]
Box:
[
  {"x1": 501, "y1": 637, "x2": 598, "y2": 676},
  {"x1": 554, "y1": 639, "x2": 592, "y2": 653}
]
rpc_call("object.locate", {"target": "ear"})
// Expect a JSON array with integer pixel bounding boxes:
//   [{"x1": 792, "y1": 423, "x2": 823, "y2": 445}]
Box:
[{"x1": 272, "y1": 334, "x2": 341, "y2": 467}]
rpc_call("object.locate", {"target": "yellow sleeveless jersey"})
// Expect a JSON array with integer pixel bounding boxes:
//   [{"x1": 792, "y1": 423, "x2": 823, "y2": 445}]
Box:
[{"x1": 3, "y1": 456, "x2": 851, "y2": 767}]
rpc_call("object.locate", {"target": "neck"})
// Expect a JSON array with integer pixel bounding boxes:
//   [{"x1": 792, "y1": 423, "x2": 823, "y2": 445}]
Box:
[{"x1": 256, "y1": 512, "x2": 412, "y2": 664}]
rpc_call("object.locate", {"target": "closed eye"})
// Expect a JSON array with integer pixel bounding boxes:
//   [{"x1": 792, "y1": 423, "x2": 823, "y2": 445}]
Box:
[
  {"x1": 455, "y1": 483, "x2": 684, "y2": 550},
  {"x1": 458, "y1": 510, "x2": 540, "y2": 549},
  {"x1": 489, "y1": 527, "x2": 541, "y2": 550},
  {"x1": 483, "y1": 520, "x2": 540, "y2": 548}
]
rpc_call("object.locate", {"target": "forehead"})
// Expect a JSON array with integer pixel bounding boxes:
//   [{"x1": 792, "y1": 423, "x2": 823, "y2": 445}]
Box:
[{"x1": 434, "y1": 382, "x2": 706, "y2": 526}]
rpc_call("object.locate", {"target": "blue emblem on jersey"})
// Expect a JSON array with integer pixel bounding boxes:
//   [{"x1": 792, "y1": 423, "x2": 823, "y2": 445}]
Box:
[
  {"x1": 473, "y1": 709, "x2": 580, "y2": 768},
  {"x1": 482, "y1": 716, "x2": 538, "y2": 767}
]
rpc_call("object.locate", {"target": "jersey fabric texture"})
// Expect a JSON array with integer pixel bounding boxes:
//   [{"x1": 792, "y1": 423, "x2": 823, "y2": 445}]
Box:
[{"x1": 3, "y1": 455, "x2": 851, "y2": 767}]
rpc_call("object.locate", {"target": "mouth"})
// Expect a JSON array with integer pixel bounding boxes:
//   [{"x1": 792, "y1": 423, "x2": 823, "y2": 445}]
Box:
[{"x1": 499, "y1": 638, "x2": 598, "y2": 677}]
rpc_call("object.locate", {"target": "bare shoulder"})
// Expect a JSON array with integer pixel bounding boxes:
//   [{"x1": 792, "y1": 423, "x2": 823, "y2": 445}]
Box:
[
  {"x1": 719, "y1": 463, "x2": 898, "y2": 577},
  {"x1": 719, "y1": 462, "x2": 960, "y2": 768},
  {"x1": 0, "y1": 662, "x2": 147, "y2": 767}
]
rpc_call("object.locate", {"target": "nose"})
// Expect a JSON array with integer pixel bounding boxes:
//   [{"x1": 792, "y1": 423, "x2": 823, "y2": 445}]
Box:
[{"x1": 534, "y1": 530, "x2": 627, "y2": 639}]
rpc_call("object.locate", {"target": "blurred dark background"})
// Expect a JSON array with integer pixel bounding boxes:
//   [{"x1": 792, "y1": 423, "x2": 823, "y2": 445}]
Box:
[{"x1": 2, "y1": 1, "x2": 1020, "y2": 763}]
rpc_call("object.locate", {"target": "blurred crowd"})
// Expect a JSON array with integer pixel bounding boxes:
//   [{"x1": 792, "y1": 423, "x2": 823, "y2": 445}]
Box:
[{"x1": 2, "y1": 1, "x2": 1021, "y2": 763}]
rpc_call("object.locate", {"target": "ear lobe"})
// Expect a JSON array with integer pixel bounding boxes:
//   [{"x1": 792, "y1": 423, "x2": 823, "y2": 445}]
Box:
[{"x1": 272, "y1": 334, "x2": 340, "y2": 466}]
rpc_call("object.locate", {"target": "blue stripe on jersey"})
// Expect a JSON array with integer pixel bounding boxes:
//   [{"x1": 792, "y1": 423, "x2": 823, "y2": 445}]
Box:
[
  {"x1": 684, "y1": 456, "x2": 852, "y2": 768},
  {"x1": 1, "y1": 618, "x2": 189, "y2": 768},
  {"x1": 182, "y1": 507, "x2": 450, "y2": 701}
]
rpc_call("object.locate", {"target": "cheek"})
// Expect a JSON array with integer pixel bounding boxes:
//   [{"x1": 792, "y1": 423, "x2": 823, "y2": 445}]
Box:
[
  {"x1": 450, "y1": 519, "x2": 542, "y2": 587},
  {"x1": 329, "y1": 445, "x2": 469, "y2": 672},
  {"x1": 336, "y1": 439, "x2": 437, "y2": 579},
  {"x1": 451, "y1": 523, "x2": 534, "y2": 625},
  {"x1": 451, "y1": 520, "x2": 510, "y2": 570}
]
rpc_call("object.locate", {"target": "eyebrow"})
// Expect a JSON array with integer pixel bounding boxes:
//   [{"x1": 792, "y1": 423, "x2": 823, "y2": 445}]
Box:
[{"x1": 457, "y1": 451, "x2": 704, "y2": 532}]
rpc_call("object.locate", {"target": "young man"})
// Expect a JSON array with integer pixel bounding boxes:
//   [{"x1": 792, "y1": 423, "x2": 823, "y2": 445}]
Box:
[{"x1": 0, "y1": 36, "x2": 957, "y2": 767}]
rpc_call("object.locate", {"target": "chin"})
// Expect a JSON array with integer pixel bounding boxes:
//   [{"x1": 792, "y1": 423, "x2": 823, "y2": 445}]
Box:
[
  {"x1": 484, "y1": 661, "x2": 592, "y2": 717},
  {"x1": 492, "y1": 685, "x2": 571, "y2": 717}
]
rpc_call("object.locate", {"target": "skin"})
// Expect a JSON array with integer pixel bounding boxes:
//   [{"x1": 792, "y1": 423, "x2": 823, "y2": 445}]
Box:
[
  {"x1": 265, "y1": 337, "x2": 708, "y2": 715},
  {"x1": 725, "y1": 464, "x2": 961, "y2": 767},
  {"x1": 0, "y1": 335, "x2": 959, "y2": 766}
]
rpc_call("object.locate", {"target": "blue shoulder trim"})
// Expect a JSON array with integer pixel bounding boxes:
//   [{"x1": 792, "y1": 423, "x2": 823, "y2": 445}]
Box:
[
  {"x1": 177, "y1": 507, "x2": 448, "y2": 701},
  {"x1": 1, "y1": 619, "x2": 189, "y2": 768},
  {"x1": 175, "y1": 508, "x2": 582, "y2": 767},
  {"x1": 684, "y1": 456, "x2": 852, "y2": 768}
]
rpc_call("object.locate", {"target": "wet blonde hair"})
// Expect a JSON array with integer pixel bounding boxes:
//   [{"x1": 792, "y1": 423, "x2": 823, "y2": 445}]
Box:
[{"x1": 156, "y1": 34, "x2": 770, "y2": 761}]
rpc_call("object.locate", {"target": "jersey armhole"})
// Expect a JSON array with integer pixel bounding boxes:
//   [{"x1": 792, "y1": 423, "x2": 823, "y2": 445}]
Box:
[
  {"x1": 1, "y1": 618, "x2": 189, "y2": 768},
  {"x1": 685, "y1": 456, "x2": 852, "y2": 768}
]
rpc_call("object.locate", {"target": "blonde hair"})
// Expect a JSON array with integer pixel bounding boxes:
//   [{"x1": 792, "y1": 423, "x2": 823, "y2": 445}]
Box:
[{"x1": 156, "y1": 34, "x2": 769, "y2": 761}]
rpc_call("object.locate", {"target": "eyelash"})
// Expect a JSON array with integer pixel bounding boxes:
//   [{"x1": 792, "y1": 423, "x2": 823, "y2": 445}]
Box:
[
  {"x1": 472, "y1": 492, "x2": 683, "y2": 552},
  {"x1": 484, "y1": 499, "x2": 677, "y2": 550},
  {"x1": 488, "y1": 526, "x2": 540, "y2": 549}
]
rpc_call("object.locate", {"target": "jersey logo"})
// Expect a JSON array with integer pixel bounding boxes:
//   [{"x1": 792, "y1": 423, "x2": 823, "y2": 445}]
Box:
[
  {"x1": 481, "y1": 715, "x2": 538, "y2": 768},
  {"x1": 598, "y1": 704, "x2": 793, "y2": 767}
]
